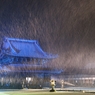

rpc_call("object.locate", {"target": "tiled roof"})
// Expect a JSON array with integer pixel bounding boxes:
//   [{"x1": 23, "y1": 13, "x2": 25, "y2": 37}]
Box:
[{"x1": 1, "y1": 37, "x2": 57, "y2": 59}]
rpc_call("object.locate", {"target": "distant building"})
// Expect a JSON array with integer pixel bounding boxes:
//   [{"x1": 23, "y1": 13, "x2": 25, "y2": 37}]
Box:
[{"x1": 0, "y1": 37, "x2": 62, "y2": 89}]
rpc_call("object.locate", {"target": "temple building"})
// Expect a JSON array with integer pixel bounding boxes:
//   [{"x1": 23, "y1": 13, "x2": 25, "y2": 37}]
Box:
[{"x1": 0, "y1": 37, "x2": 62, "y2": 89}]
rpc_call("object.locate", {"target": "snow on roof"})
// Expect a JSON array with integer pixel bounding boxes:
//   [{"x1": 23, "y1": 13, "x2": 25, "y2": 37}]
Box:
[{"x1": 1, "y1": 37, "x2": 57, "y2": 59}]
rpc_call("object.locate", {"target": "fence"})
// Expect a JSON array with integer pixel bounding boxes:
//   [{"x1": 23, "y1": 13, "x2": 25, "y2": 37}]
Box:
[{"x1": 51, "y1": 75, "x2": 95, "y2": 88}]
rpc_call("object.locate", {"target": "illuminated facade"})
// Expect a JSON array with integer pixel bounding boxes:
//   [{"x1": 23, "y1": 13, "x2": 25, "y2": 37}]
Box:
[{"x1": 0, "y1": 37, "x2": 62, "y2": 88}]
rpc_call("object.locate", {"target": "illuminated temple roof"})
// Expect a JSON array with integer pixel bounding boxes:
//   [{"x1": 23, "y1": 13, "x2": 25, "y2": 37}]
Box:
[
  {"x1": 0, "y1": 37, "x2": 62, "y2": 75},
  {"x1": 1, "y1": 37, "x2": 57, "y2": 59}
]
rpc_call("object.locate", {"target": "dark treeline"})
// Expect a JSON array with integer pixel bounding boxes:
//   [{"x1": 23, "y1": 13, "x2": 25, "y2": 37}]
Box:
[{"x1": 0, "y1": 0, "x2": 95, "y2": 74}]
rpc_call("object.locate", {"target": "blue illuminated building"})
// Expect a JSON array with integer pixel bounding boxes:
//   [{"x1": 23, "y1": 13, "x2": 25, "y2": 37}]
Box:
[{"x1": 0, "y1": 37, "x2": 62, "y2": 89}]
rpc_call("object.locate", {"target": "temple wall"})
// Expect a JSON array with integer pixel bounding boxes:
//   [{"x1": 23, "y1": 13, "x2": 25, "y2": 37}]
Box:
[{"x1": 0, "y1": 72, "x2": 51, "y2": 89}]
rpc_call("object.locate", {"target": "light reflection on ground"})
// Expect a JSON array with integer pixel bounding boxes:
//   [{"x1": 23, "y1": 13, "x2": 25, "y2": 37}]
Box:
[{"x1": 0, "y1": 87, "x2": 95, "y2": 95}]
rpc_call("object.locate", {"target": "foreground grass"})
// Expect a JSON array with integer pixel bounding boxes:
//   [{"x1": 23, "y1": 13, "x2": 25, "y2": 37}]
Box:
[{"x1": 1, "y1": 90, "x2": 94, "y2": 95}]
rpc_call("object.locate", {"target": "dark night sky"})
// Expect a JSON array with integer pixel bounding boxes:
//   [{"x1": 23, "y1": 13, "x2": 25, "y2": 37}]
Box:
[{"x1": 0, "y1": 0, "x2": 95, "y2": 73}]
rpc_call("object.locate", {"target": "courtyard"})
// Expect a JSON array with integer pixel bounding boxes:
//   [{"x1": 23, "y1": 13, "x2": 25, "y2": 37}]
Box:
[{"x1": 0, "y1": 88, "x2": 95, "y2": 95}]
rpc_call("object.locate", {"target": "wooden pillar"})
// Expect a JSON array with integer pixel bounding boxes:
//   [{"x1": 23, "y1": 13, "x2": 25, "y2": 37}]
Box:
[
  {"x1": 38, "y1": 59, "x2": 41, "y2": 65},
  {"x1": 25, "y1": 58, "x2": 27, "y2": 63},
  {"x1": 16, "y1": 57, "x2": 18, "y2": 62},
  {"x1": 21, "y1": 58, "x2": 23, "y2": 63}
]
